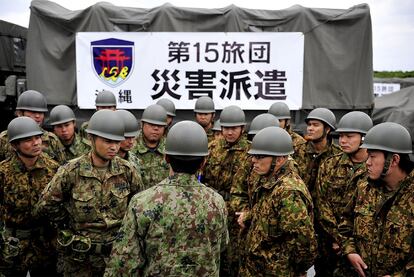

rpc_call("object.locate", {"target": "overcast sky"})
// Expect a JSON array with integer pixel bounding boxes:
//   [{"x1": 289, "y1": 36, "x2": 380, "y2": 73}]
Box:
[{"x1": 1, "y1": 0, "x2": 413, "y2": 71}]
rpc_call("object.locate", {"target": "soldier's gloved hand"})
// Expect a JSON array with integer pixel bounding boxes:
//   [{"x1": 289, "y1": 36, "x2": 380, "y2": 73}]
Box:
[{"x1": 347, "y1": 253, "x2": 367, "y2": 277}]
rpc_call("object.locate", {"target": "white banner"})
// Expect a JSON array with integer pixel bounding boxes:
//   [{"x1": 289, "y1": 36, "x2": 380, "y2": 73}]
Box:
[
  {"x1": 76, "y1": 32, "x2": 304, "y2": 110},
  {"x1": 373, "y1": 83, "x2": 400, "y2": 97}
]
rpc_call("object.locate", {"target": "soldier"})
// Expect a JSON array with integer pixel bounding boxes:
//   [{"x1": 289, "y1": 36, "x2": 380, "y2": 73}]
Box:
[
  {"x1": 35, "y1": 110, "x2": 142, "y2": 277},
  {"x1": 156, "y1": 98, "x2": 176, "y2": 132},
  {"x1": 114, "y1": 110, "x2": 142, "y2": 175},
  {"x1": 0, "y1": 117, "x2": 60, "y2": 276},
  {"x1": 212, "y1": 119, "x2": 223, "y2": 141},
  {"x1": 49, "y1": 105, "x2": 91, "y2": 161},
  {"x1": 246, "y1": 113, "x2": 280, "y2": 141},
  {"x1": 131, "y1": 104, "x2": 169, "y2": 190},
  {"x1": 0, "y1": 90, "x2": 66, "y2": 164},
  {"x1": 202, "y1": 105, "x2": 250, "y2": 277},
  {"x1": 292, "y1": 107, "x2": 341, "y2": 197},
  {"x1": 104, "y1": 121, "x2": 229, "y2": 277},
  {"x1": 268, "y1": 102, "x2": 305, "y2": 152},
  {"x1": 194, "y1": 96, "x2": 215, "y2": 143},
  {"x1": 314, "y1": 111, "x2": 373, "y2": 276},
  {"x1": 239, "y1": 127, "x2": 317, "y2": 276},
  {"x1": 233, "y1": 113, "x2": 281, "y2": 219},
  {"x1": 79, "y1": 90, "x2": 117, "y2": 139},
  {"x1": 336, "y1": 122, "x2": 414, "y2": 277}
]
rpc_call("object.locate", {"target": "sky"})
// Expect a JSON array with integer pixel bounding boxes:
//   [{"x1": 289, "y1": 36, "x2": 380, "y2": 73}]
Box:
[{"x1": 1, "y1": 0, "x2": 414, "y2": 71}]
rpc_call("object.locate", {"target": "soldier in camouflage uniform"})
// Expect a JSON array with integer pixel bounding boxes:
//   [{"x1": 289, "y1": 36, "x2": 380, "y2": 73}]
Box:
[
  {"x1": 268, "y1": 102, "x2": 305, "y2": 152},
  {"x1": 50, "y1": 105, "x2": 91, "y2": 161},
  {"x1": 239, "y1": 127, "x2": 317, "y2": 276},
  {"x1": 336, "y1": 122, "x2": 414, "y2": 277},
  {"x1": 114, "y1": 110, "x2": 142, "y2": 175},
  {"x1": 104, "y1": 121, "x2": 228, "y2": 277},
  {"x1": 0, "y1": 117, "x2": 60, "y2": 276},
  {"x1": 212, "y1": 120, "x2": 223, "y2": 142},
  {"x1": 79, "y1": 90, "x2": 117, "y2": 140},
  {"x1": 35, "y1": 110, "x2": 142, "y2": 277},
  {"x1": 156, "y1": 98, "x2": 176, "y2": 134},
  {"x1": 314, "y1": 111, "x2": 373, "y2": 276},
  {"x1": 194, "y1": 96, "x2": 216, "y2": 143},
  {"x1": 0, "y1": 90, "x2": 66, "y2": 164},
  {"x1": 131, "y1": 104, "x2": 169, "y2": 190},
  {"x1": 292, "y1": 107, "x2": 341, "y2": 198},
  {"x1": 202, "y1": 105, "x2": 250, "y2": 277}
]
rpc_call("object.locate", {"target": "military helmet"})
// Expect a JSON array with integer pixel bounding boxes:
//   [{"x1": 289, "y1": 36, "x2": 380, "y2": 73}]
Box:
[
  {"x1": 16, "y1": 90, "x2": 48, "y2": 112},
  {"x1": 165, "y1": 121, "x2": 208, "y2": 156},
  {"x1": 86, "y1": 110, "x2": 125, "y2": 141},
  {"x1": 268, "y1": 102, "x2": 291, "y2": 119},
  {"x1": 361, "y1": 122, "x2": 412, "y2": 154},
  {"x1": 336, "y1": 111, "x2": 373, "y2": 134},
  {"x1": 305, "y1": 107, "x2": 336, "y2": 130},
  {"x1": 49, "y1": 105, "x2": 76, "y2": 125},
  {"x1": 95, "y1": 90, "x2": 117, "y2": 107},
  {"x1": 248, "y1": 113, "x2": 280, "y2": 135},
  {"x1": 156, "y1": 98, "x2": 176, "y2": 117},
  {"x1": 115, "y1": 110, "x2": 139, "y2": 137},
  {"x1": 212, "y1": 120, "x2": 221, "y2": 132},
  {"x1": 8, "y1": 116, "x2": 43, "y2": 143},
  {"x1": 248, "y1": 127, "x2": 294, "y2": 156},
  {"x1": 141, "y1": 104, "x2": 168, "y2": 126},
  {"x1": 220, "y1": 105, "x2": 246, "y2": 127},
  {"x1": 194, "y1": 96, "x2": 215, "y2": 113}
]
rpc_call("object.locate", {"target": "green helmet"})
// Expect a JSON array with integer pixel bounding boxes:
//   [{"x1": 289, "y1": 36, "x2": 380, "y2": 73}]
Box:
[
  {"x1": 361, "y1": 122, "x2": 412, "y2": 154},
  {"x1": 248, "y1": 127, "x2": 294, "y2": 156},
  {"x1": 16, "y1": 90, "x2": 48, "y2": 112},
  {"x1": 86, "y1": 110, "x2": 125, "y2": 141},
  {"x1": 194, "y1": 96, "x2": 215, "y2": 113},
  {"x1": 141, "y1": 104, "x2": 168, "y2": 126},
  {"x1": 95, "y1": 90, "x2": 117, "y2": 107},
  {"x1": 115, "y1": 110, "x2": 139, "y2": 137},
  {"x1": 336, "y1": 111, "x2": 373, "y2": 134},
  {"x1": 248, "y1": 113, "x2": 280, "y2": 135},
  {"x1": 268, "y1": 102, "x2": 291, "y2": 119},
  {"x1": 156, "y1": 98, "x2": 176, "y2": 117},
  {"x1": 165, "y1": 121, "x2": 208, "y2": 157},
  {"x1": 8, "y1": 116, "x2": 43, "y2": 143},
  {"x1": 49, "y1": 105, "x2": 76, "y2": 125},
  {"x1": 306, "y1": 107, "x2": 336, "y2": 130},
  {"x1": 212, "y1": 120, "x2": 221, "y2": 132},
  {"x1": 220, "y1": 105, "x2": 246, "y2": 127}
]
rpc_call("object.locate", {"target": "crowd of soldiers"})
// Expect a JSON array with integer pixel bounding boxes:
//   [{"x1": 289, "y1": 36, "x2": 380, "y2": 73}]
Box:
[{"x1": 0, "y1": 89, "x2": 413, "y2": 277}]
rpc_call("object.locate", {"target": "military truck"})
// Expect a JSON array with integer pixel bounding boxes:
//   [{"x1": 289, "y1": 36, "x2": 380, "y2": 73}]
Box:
[{"x1": 11, "y1": 1, "x2": 376, "y2": 132}]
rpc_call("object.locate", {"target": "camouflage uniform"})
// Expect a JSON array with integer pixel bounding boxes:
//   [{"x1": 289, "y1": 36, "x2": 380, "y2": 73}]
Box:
[
  {"x1": 336, "y1": 169, "x2": 414, "y2": 276},
  {"x1": 79, "y1": 121, "x2": 89, "y2": 141},
  {"x1": 0, "y1": 129, "x2": 66, "y2": 164},
  {"x1": 131, "y1": 132, "x2": 169, "y2": 190},
  {"x1": 292, "y1": 140, "x2": 341, "y2": 198},
  {"x1": 202, "y1": 135, "x2": 250, "y2": 277},
  {"x1": 35, "y1": 152, "x2": 142, "y2": 277},
  {"x1": 314, "y1": 152, "x2": 368, "y2": 276},
  {"x1": 62, "y1": 133, "x2": 91, "y2": 161},
  {"x1": 0, "y1": 152, "x2": 60, "y2": 275},
  {"x1": 104, "y1": 173, "x2": 229, "y2": 277},
  {"x1": 287, "y1": 128, "x2": 306, "y2": 153},
  {"x1": 206, "y1": 127, "x2": 215, "y2": 144},
  {"x1": 240, "y1": 159, "x2": 317, "y2": 276},
  {"x1": 119, "y1": 151, "x2": 142, "y2": 180}
]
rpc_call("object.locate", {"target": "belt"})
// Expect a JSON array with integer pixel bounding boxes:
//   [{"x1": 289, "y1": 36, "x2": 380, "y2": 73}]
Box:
[
  {"x1": 90, "y1": 242, "x2": 113, "y2": 256},
  {"x1": 4, "y1": 226, "x2": 44, "y2": 240}
]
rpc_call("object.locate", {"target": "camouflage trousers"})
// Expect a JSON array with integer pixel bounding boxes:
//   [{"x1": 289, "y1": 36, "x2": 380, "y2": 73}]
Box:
[
  {"x1": 61, "y1": 254, "x2": 107, "y2": 277},
  {"x1": 314, "y1": 232, "x2": 341, "y2": 277},
  {"x1": 220, "y1": 212, "x2": 242, "y2": 277},
  {"x1": 0, "y1": 235, "x2": 58, "y2": 277}
]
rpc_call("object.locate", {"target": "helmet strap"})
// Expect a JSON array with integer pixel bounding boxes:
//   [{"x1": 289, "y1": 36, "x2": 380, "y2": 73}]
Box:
[{"x1": 381, "y1": 152, "x2": 393, "y2": 178}]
